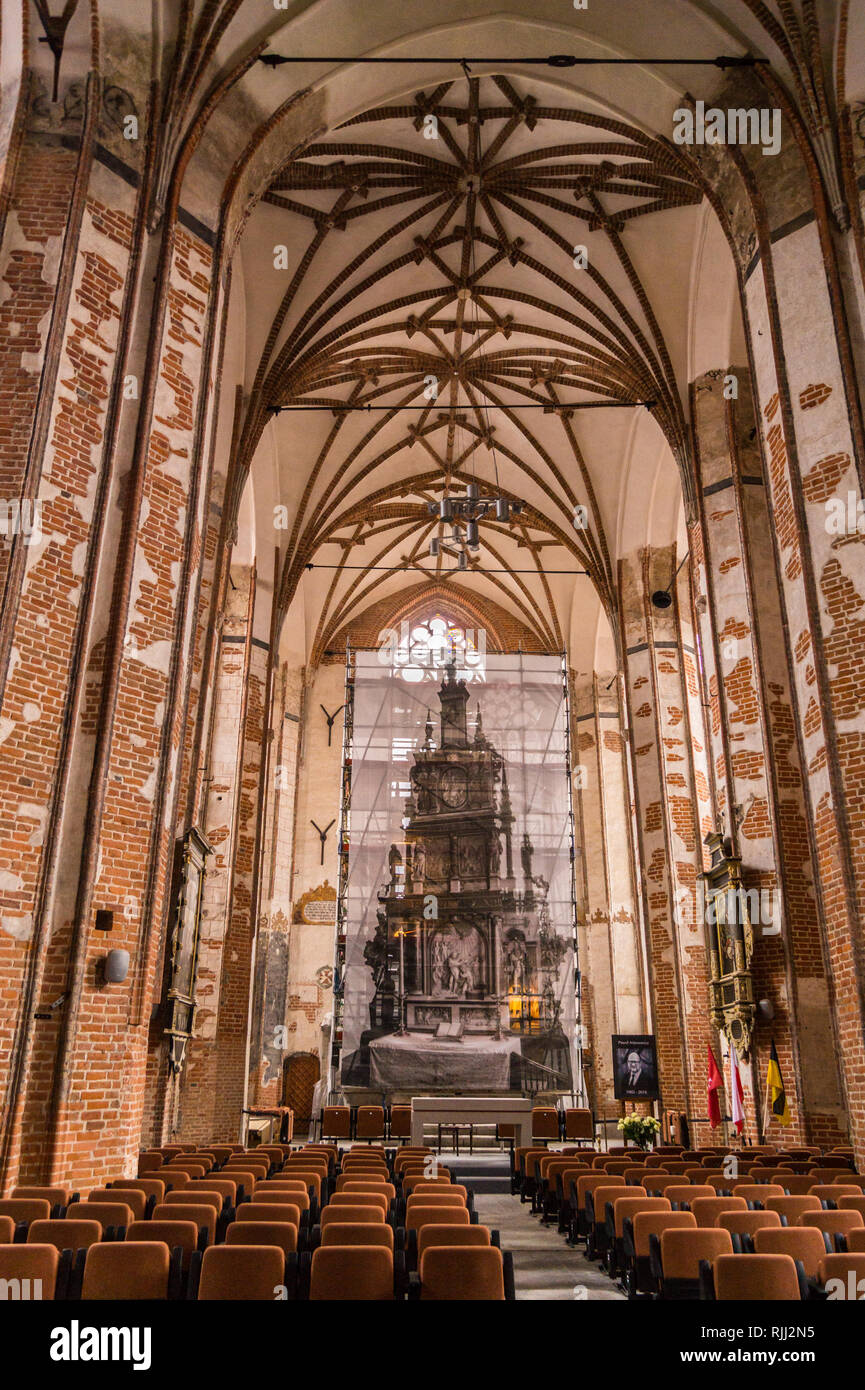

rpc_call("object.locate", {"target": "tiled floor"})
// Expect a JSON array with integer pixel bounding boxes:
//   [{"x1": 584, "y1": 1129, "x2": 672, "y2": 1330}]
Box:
[{"x1": 473, "y1": 1193, "x2": 626, "y2": 1301}]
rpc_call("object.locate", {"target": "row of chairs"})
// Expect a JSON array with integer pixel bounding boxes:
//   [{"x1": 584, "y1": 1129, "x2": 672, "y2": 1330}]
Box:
[
  {"x1": 0, "y1": 1143, "x2": 514, "y2": 1300},
  {"x1": 318, "y1": 1104, "x2": 597, "y2": 1146}
]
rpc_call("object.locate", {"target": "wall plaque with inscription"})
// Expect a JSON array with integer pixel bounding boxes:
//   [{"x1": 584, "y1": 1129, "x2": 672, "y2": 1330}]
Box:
[{"x1": 294, "y1": 881, "x2": 337, "y2": 925}]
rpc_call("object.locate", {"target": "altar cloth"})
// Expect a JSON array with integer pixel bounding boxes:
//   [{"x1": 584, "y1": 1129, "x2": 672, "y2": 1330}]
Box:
[{"x1": 368, "y1": 1032, "x2": 514, "y2": 1089}]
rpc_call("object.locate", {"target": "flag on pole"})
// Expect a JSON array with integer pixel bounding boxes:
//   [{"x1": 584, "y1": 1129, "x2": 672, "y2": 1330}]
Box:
[
  {"x1": 707, "y1": 1043, "x2": 723, "y2": 1129},
  {"x1": 729, "y1": 1042, "x2": 745, "y2": 1134},
  {"x1": 766, "y1": 1039, "x2": 791, "y2": 1127}
]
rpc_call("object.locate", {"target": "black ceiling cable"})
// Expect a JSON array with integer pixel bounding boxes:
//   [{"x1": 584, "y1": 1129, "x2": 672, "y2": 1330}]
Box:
[
  {"x1": 267, "y1": 400, "x2": 656, "y2": 412},
  {"x1": 258, "y1": 54, "x2": 768, "y2": 70},
  {"x1": 304, "y1": 562, "x2": 590, "y2": 574}
]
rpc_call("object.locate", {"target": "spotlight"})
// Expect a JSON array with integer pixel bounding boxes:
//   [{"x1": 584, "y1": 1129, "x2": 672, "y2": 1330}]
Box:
[
  {"x1": 429, "y1": 537, "x2": 440, "y2": 557},
  {"x1": 495, "y1": 498, "x2": 510, "y2": 522},
  {"x1": 466, "y1": 481, "x2": 479, "y2": 502},
  {"x1": 439, "y1": 498, "x2": 452, "y2": 520},
  {"x1": 466, "y1": 521, "x2": 479, "y2": 548}
]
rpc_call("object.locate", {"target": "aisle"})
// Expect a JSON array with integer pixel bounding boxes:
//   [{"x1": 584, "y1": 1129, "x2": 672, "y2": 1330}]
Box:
[{"x1": 473, "y1": 1193, "x2": 627, "y2": 1302}]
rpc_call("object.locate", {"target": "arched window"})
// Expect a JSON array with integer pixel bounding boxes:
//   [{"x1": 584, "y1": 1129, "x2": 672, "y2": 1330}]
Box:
[{"x1": 384, "y1": 613, "x2": 486, "y2": 682}]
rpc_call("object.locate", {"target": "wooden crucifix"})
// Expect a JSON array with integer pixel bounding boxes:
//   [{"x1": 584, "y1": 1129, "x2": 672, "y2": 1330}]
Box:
[
  {"x1": 320, "y1": 704, "x2": 344, "y2": 747},
  {"x1": 310, "y1": 818, "x2": 335, "y2": 865}
]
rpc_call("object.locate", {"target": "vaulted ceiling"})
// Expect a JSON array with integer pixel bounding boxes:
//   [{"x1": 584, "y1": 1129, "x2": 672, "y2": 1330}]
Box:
[{"x1": 235, "y1": 73, "x2": 717, "y2": 665}]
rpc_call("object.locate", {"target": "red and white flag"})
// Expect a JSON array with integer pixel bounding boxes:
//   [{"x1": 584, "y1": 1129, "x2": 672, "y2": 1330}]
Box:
[
  {"x1": 729, "y1": 1042, "x2": 745, "y2": 1134},
  {"x1": 707, "y1": 1044, "x2": 723, "y2": 1129}
]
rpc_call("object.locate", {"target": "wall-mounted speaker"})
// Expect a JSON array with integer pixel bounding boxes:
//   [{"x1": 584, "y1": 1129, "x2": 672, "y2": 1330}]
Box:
[{"x1": 104, "y1": 948, "x2": 130, "y2": 984}]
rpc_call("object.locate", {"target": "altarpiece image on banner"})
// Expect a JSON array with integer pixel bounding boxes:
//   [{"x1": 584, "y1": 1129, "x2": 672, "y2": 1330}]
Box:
[{"x1": 338, "y1": 643, "x2": 578, "y2": 1096}]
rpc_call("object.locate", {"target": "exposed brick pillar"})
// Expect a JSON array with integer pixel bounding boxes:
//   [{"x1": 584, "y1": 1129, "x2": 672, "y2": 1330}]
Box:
[
  {"x1": 743, "y1": 239, "x2": 865, "y2": 1167},
  {"x1": 690, "y1": 367, "x2": 847, "y2": 1146},
  {"x1": 620, "y1": 546, "x2": 720, "y2": 1144},
  {"x1": 572, "y1": 672, "x2": 647, "y2": 1116}
]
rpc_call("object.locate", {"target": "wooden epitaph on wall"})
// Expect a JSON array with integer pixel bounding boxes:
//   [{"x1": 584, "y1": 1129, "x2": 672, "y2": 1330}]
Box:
[{"x1": 293, "y1": 881, "x2": 337, "y2": 924}]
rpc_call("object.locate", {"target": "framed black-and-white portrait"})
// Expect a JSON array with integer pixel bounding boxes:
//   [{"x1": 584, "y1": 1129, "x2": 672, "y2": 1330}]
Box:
[{"x1": 612, "y1": 1033, "x2": 660, "y2": 1100}]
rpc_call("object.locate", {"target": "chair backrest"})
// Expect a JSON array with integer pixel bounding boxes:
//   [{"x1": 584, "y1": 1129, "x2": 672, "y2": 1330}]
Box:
[
  {"x1": 257, "y1": 1182, "x2": 310, "y2": 1212},
  {"x1": 163, "y1": 1188, "x2": 221, "y2": 1216},
  {"x1": 310, "y1": 1245, "x2": 393, "y2": 1300},
  {"x1": 417, "y1": 1225, "x2": 491, "y2": 1259},
  {"x1": 66, "y1": 1200, "x2": 132, "y2": 1232},
  {"x1": 355, "y1": 1105, "x2": 386, "y2": 1138},
  {"x1": 406, "y1": 1205, "x2": 471, "y2": 1232},
  {"x1": 224, "y1": 1221, "x2": 297, "y2": 1256},
  {"x1": 764, "y1": 1195, "x2": 822, "y2": 1223},
  {"x1": 797, "y1": 1210, "x2": 865, "y2": 1238},
  {"x1": 660, "y1": 1227, "x2": 734, "y2": 1278},
  {"x1": 330, "y1": 1192, "x2": 388, "y2": 1216},
  {"x1": 642, "y1": 1175, "x2": 685, "y2": 1198},
  {"x1": 716, "y1": 1209, "x2": 782, "y2": 1236},
  {"x1": 320, "y1": 1204, "x2": 385, "y2": 1229},
  {"x1": 405, "y1": 1190, "x2": 466, "y2": 1209},
  {"x1": 817, "y1": 1253, "x2": 865, "y2": 1291},
  {"x1": 730, "y1": 1183, "x2": 786, "y2": 1206},
  {"x1": 531, "y1": 1107, "x2": 560, "y2": 1140},
  {"x1": 219, "y1": 1168, "x2": 258, "y2": 1194},
  {"x1": 810, "y1": 1167, "x2": 856, "y2": 1184},
  {"x1": 320, "y1": 1223, "x2": 394, "y2": 1249},
  {"x1": 340, "y1": 1179, "x2": 396, "y2": 1201},
  {"x1": 753, "y1": 1225, "x2": 830, "y2": 1277},
  {"x1": 275, "y1": 1169, "x2": 321, "y2": 1200},
  {"x1": 0, "y1": 1243, "x2": 59, "y2": 1298},
  {"x1": 403, "y1": 1175, "x2": 457, "y2": 1196},
  {"x1": 87, "y1": 1187, "x2": 147, "y2": 1222},
  {"x1": 188, "y1": 1178, "x2": 237, "y2": 1205},
  {"x1": 564, "y1": 1109, "x2": 594, "y2": 1140},
  {"x1": 612, "y1": 1196, "x2": 670, "y2": 1239},
  {"x1": 714, "y1": 1252, "x2": 801, "y2": 1301},
  {"x1": 837, "y1": 1196, "x2": 865, "y2": 1219},
  {"x1": 151, "y1": 1202, "x2": 215, "y2": 1243},
  {"x1": 390, "y1": 1105, "x2": 413, "y2": 1138},
  {"x1": 165, "y1": 1161, "x2": 209, "y2": 1179},
  {"x1": 593, "y1": 1185, "x2": 641, "y2": 1223},
  {"x1": 127, "y1": 1220, "x2": 199, "y2": 1268},
  {"x1": 28, "y1": 1218, "x2": 101, "y2": 1253},
  {"x1": 809, "y1": 1183, "x2": 860, "y2": 1205},
  {"x1": 662, "y1": 1184, "x2": 713, "y2": 1208},
  {"x1": 0, "y1": 1197, "x2": 51, "y2": 1226},
  {"x1": 12, "y1": 1186, "x2": 72, "y2": 1208},
  {"x1": 137, "y1": 1153, "x2": 163, "y2": 1174},
  {"x1": 113, "y1": 1178, "x2": 166, "y2": 1203},
  {"x1": 631, "y1": 1210, "x2": 696, "y2": 1257},
  {"x1": 197, "y1": 1244, "x2": 286, "y2": 1300},
  {"x1": 235, "y1": 1203, "x2": 301, "y2": 1226},
  {"x1": 576, "y1": 1173, "x2": 625, "y2": 1211},
  {"x1": 690, "y1": 1196, "x2": 747, "y2": 1228},
  {"x1": 321, "y1": 1106, "x2": 352, "y2": 1137},
  {"x1": 82, "y1": 1242, "x2": 170, "y2": 1300},
  {"x1": 419, "y1": 1246, "x2": 504, "y2": 1300}
]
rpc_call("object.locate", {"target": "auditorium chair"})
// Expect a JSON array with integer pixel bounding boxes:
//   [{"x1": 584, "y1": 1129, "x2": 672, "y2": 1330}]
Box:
[
  {"x1": 563, "y1": 1109, "x2": 594, "y2": 1145},
  {"x1": 531, "y1": 1106, "x2": 560, "y2": 1143},
  {"x1": 702, "y1": 1252, "x2": 805, "y2": 1301},
  {"x1": 152, "y1": 1202, "x2": 215, "y2": 1249},
  {"x1": 223, "y1": 1223, "x2": 299, "y2": 1295},
  {"x1": 27, "y1": 1218, "x2": 101, "y2": 1296},
  {"x1": 0, "y1": 1196, "x2": 51, "y2": 1239},
  {"x1": 730, "y1": 1182, "x2": 785, "y2": 1209},
  {"x1": 716, "y1": 1209, "x2": 781, "y2": 1241},
  {"x1": 81, "y1": 1242, "x2": 172, "y2": 1301},
  {"x1": 849, "y1": 1230, "x2": 865, "y2": 1252},
  {"x1": 321, "y1": 1222, "x2": 394, "y2": 1249},
  {"x1": 0, "y1": 1216, "x2": 13, "y2": 1244},
  {"x1": 663, "y1": 1184, "x2": 713, "y2": 1210},
  {"x1": 389, "y1": 1105, "x2": 412, "y2": 1142},
  {"x1": 66, "y1": 1199, "x2": 133, "y2": 1241},
  {"x1": 605, "y1": 1195, "x2": 670, "y2": 1279},
  {"x1": 308, "y1": 1245, "x2": 398, "y2": 1300},
  {"x1": 653, "y1": 1227, "x2": 734, "y2": 1299},
  {"x1": 112, "y1": 1178, "x2": 166, "y2": 1211},
  {"x1": 330, "y1": 1192, "x2": 389, "y2": 1218},
  {"x1": 764, "y1": 1194, "x2": 821, "y2": 1224},
  {"x1": 320, "y1": 1106, "x2": 352, "y2": 1141},
  {"x1": 798, "y1": 1209, "x2": 864, "y2": 1249},
  {"x1": 538, "y1": 1158, "x2": 590, "y2": 1222},
  {"x1": 837, "y1": 1196, "x2": 865, "y2": 1221},
  {"x1": 127, "y1": 1220, "x2": 200, "y2": 1296},
  {"x1": 690, "y1": 1196, "x2": 747, "y2": 1229},
  {"x1": 195, "y1": 1244, "x2": 286, "y2": 1301},
  {"x1": 586, "y1": 1184, "x2": 644, "y2": 1263},
  {"x1": 623, "y1": 1210, "x2": 696, "y2": 1298},
  {"x1": 809, "y1": 1183, "x2": 862, "y2": 1208},
  {"x1": 815, "y1": 1252, "x2": 865, "y2": 1299},
  {"x1": 85, "y1": 1187, "x2": 148, "y2": 1223},
  {"x1": 355, "y1": 1105, "x2": 386, "y2": 1142},
  {"x1": 753, "y1": 1226, "x2": 831, "y2": 1279},
  {"x1": 642, "y1": 1175, "x2": 685, "y2": 1199},
  {"x1": 138, "y1": 1153, "x2": 164, "y2": 1175},
  {"x1": 572, "y1": 1173, "x2": 625, "y2": 1246},
  {"x1": 412, "y1": 1245, "x2": 511, "y2": 1301},
  {"x1": 340, "y1": 1178, "x2": 396, "y2": 1202},
  {"x1": 0, "y1": 1243, "x2": 61, "y2": 1300},
  {"x1": 12, "y1": 1185, "x2": 77, "y2": 1217}
]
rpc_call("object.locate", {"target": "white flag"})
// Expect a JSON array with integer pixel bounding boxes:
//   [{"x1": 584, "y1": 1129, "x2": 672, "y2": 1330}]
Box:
[{"x1": 730, "y1": 1042, "x2": 745, "y2": 1134}]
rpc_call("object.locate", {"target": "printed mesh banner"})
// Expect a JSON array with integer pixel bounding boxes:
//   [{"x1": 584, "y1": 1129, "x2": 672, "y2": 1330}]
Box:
[{"x1": 339, "y1": 638, "x2": 577, "y2": 1095}]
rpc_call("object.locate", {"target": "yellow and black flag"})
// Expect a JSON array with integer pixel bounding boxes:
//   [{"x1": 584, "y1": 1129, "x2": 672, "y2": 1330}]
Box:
[{"x1": 766, "y1": 1040, "x2": 791, "y2": 1127}]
